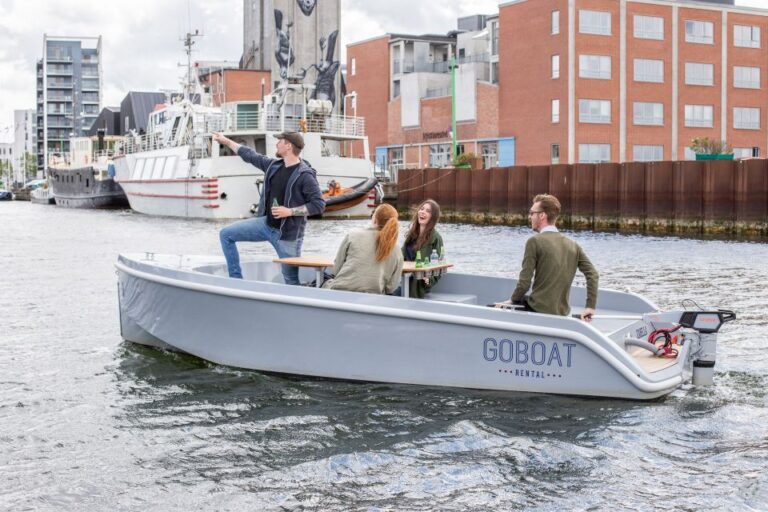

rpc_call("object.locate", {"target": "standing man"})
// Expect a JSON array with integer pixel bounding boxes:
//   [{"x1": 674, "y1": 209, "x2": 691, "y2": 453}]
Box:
[
  {"x1": 213, "y1": 130, "x2": 325, "y2": 284},
  {"x1": 502, "y1": 194, "x2": 598, "y2": 321}
]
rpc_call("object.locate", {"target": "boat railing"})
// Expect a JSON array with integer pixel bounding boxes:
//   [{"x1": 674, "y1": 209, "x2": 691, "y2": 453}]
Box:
[
  {"x1": 118, "y1": 132, "x2": 172, "y2": 155},
  {"x1": 219, "y1": 111, "x2": 366, "y2": 138}
]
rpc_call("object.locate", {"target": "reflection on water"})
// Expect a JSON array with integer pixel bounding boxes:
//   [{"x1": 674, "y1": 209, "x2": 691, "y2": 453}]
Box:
[{"x1": 1, "y1": 201, "x2": 767, "y2": 510}]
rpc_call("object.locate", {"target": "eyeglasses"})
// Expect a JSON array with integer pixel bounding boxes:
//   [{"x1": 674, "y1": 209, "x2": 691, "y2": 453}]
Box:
[{"x1": 529, "y1": 210, "x2": 544, "y2": 215}]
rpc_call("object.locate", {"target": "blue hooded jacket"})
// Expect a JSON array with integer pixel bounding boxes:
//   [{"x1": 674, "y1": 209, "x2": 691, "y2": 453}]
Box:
[{"x1": 237, "y1": 146, "x2": 325, "y2": 241}]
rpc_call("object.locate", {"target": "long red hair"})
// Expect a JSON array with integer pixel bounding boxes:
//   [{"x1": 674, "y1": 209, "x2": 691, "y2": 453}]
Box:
[{"x1": 373, "y1": 204, "x2": 399, "y2": 262}]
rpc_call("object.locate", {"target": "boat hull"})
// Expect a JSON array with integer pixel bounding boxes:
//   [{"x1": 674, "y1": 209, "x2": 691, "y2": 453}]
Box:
[
  {"x1": 116, "y1": 254, "x2": 689, "y2": 400},
  {"x1": 49, "y1": 167, "x2": 128, "y2": 209},
  {"x1": 114, "y1": 142, "x2": 376, "y2": 220}
]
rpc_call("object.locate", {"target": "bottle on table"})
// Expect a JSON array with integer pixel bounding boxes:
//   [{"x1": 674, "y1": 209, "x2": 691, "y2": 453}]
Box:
[
  {"x1": 430, "y1": 249, "x2": 439, "y2": 267},
  {"x1": 415, "y1": 250, "x2": 423, "y2": 269},
  {"x1": 439, "y1": 246, "x2": 446, "y2": 263}
]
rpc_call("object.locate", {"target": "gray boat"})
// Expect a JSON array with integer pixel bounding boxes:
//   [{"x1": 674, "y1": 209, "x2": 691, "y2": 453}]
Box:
[
  {"x1": 115, "y1": 253, "x2": 735, "y2": 400},
  {"x1": 47, "y1": 135, "x2": 128, "y2": 209}
]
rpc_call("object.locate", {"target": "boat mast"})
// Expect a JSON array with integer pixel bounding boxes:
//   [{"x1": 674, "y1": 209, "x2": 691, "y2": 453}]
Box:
[{"x1": 182, "y1": 29, "x2": 201, "y2": 101}]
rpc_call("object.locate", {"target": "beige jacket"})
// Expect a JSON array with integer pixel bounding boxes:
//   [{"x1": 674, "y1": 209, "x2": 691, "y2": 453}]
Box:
[{"x1": 323, "y1": 227, "x2": 404, "y2": 294}]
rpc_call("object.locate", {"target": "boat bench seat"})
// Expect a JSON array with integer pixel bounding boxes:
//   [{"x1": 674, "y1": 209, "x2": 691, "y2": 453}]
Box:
[{"x1": 424, "y1": 292, "x2": 478, "y2": 305}]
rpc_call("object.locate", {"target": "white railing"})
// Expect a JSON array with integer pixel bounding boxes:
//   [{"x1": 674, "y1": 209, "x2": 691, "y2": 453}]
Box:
[
  {"x1": 117, "y1": 109, "x2": 366, "y2": 156},
  {"x1": 223, "y1": 111, "x2": 365, "y2": 137}
]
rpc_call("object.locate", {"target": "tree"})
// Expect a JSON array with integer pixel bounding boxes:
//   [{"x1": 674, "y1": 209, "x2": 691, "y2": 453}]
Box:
[
  {"x1": 23, "y1": 152, "x2": 37, "y2": 182},
  {"x1": 0, "y1": 160, "x2": 12, "y2": 189}
]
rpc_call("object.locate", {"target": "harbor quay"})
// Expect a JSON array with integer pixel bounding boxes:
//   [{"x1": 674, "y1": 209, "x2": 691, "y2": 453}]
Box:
[{"x1": 394, "y1": 159, "x2": 768, "y2": 238}]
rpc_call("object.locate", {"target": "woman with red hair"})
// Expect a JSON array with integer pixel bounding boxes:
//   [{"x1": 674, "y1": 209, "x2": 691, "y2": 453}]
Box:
[{"x1": 322, "y1": 204, "x2": 403, "y2": 294}]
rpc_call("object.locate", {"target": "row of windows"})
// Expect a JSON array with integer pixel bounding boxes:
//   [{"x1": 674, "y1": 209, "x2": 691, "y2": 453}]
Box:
[
  {"x1": 570, "y1": 144, "x2": 760, "y2": 164},
  {"x1": 553, "y1": 54, "x2": 762, "y2": 89},
  {"x1": 551, "y1": 100, "x2": 762, "y2": 129},
  {"x1": 571, "y1": 10, "x2": 761, "y2": 49}
]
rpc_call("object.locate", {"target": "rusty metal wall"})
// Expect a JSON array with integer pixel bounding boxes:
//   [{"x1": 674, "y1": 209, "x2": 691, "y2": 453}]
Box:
[{"x1": 395, "y1": 160, "x2": 768, "y2": 236}]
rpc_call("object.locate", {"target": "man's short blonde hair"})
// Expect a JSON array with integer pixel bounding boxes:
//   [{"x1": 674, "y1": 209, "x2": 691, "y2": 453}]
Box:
[{"x1": 533, "y1": 194, "x2": 561, "y2": 224}]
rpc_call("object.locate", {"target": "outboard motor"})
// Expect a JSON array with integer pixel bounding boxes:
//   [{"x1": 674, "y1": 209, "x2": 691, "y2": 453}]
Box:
[{"x1": 677, "y1": 309, "x2": 737, "y2": 385}]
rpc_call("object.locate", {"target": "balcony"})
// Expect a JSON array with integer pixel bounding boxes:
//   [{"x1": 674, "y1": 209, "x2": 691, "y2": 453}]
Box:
[
  {"x1": 424, "y1": 87, "x2": 450, "y2": 98},
  {"x1": 46, "y1": 54, "x2": 72, "y2": 63},
  {"x1": 47, "y1": 80, "x2": 73, "y2": 89}
]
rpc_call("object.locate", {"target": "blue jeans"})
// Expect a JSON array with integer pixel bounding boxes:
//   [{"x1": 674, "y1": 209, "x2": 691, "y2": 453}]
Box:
[{"x1": 219, "y1": 216, "x2": 303, "y2": 284}]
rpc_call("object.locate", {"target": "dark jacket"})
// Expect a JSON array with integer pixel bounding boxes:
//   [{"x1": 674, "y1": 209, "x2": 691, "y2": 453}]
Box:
[
  {"x1": 402, "y1": 230, "x2": 444, "y2": 298},
  {"x1": 238, "y1": 146, "x2": 325, "y2": 241}
]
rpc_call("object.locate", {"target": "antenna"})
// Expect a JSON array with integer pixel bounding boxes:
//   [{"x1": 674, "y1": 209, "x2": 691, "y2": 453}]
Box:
[{"x1": 178, "y1": 29, "x2": 203, "y2": 100}]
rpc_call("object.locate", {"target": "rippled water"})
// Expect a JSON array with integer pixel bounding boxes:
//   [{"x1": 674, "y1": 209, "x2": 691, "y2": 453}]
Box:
[{"x1": 1, "y1": 201, "x2": 766, "y2": 511}]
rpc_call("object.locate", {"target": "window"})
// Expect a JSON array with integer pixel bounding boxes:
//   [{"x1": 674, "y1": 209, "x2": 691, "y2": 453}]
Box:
[
  {"x1": 579, "y1": 54, "x2": 611, "y2": 79},
  {"x1": 633, "y1": 102, "x2": 664, "y2": 126},
  {"x1": 733, "y1": 146, "x2": 761, "y2": 158},
  {"x1": 579, "y1": 144, "x2": 611, "y2": 163},
  {"x1": 480, "y1": 143, "x2": 498, "y2": 169},
  {"x1": 734, "y1": 107, "x2": 760, "y2": 129},
  {"x1": 552, "y1": 11, "x2": 560, "y2": 35},
  {"x1": 633, "y1": 145, "x2": 664, "y2": 162},
  {"x1": 579, "y1": 99, "x2": 611, "y2": 124},
  {"x1": 579, "y1": 10, "x2": 611, "y2": 35},
  {"x1": 388, "y1": 147, "x2": 404, "y2": 171},
  {"x1": 392, "y1": 80, "x2": 400, "y2": 98},
  {"x1": 734, "y1": 25, "x2": 760, "y2": 48},
  {"x1": 685, "y1": 20, "x2": 714, "y2": 44},
  {"x1": 733, "y1": 147, "x2": 752, "y2": 159},
  {"x1": 634, "y1": 59, "x2": 664, "y2": 83},
  {"x1": 684, "y1": 147, "x2": 697, "y2": 160},
  {"x1": 684, "y1": 104, "x2": 714, "y2": 127},
  {"x1": 351, "y1": 58, "x2": 356, "y2": 76},
  {"x1": 552, "y1": 99, "x2": 560, "y2": 123},
  {"x1": 685, "y1": 62, "x2": 714, "y2": 86},
  {"x1": 734, "y1": 66, "x2": 760, "y2": 89},
  {"x1": 428, "y1": 144, "x2": 451, "y2": 167},
  {"x1": 634, "y1": 15, "x2": 664, "y2": 40},
  {"x1": 551, "y1": 144, "x2": 560, "y2": 164},
  {"x1": 552, "y1": 55, "x2": 560, "y2": 79}
]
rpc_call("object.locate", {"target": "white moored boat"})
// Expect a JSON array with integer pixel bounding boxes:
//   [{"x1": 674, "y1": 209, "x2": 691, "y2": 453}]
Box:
[
  {"x1": 116, "y1": 253, "x2": 736, "y2": 400},
  {"x1": 112, "y1": 83, "x2": 377, "y2": 220}
]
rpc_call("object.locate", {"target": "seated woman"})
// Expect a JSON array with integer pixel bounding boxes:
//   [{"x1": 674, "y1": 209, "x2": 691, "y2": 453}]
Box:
[
  {"x1": 322, "y1": 204, "x2": 403, "y2": 294},
  {"x1": 402, "y1": 199, "x2": 444, "y2": 298}
]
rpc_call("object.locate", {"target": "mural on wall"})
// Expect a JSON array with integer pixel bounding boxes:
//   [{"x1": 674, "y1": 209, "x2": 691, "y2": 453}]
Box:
[
  {"x1": 272, "y1": 4, "x2": 341, "y2": 107},
  {"x1": 274, "y1": 9, "x2": 295, "y2": 80},
  {"x1": 305, "y1": 31, "x2": 339, "y2": 106},
  {"x1": 296, "y1": 0, "x2": 317, "y2": 16}
]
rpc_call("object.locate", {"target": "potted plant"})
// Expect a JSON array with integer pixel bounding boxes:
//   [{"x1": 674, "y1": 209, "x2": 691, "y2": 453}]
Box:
[
  {"x1": 453, "y1": 151, "x2": 479, "y2": 169},
  {"x1": 690, "y1": 137, "x2": 734, "y2": 160}
]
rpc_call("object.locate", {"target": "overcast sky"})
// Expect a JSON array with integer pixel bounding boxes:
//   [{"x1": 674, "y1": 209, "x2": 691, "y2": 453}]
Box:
[{"x1": 0, "y1": 0, "x2": 766, "y2": 140}]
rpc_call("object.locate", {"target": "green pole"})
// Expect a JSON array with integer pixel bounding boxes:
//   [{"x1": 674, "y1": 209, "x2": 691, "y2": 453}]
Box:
[{"x1": 450, "y1": 56, "x2": 458, "y2": 163}]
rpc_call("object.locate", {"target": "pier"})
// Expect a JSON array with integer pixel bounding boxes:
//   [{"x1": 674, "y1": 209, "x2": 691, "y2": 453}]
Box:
[{"x1": 396, "y1": 159, "x2": 768, "y2": 237}]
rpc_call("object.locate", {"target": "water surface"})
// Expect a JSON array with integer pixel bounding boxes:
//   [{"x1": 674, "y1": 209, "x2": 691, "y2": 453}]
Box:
[{"x1": 1, "y1": 202, "x2": 766, "y2": 511}]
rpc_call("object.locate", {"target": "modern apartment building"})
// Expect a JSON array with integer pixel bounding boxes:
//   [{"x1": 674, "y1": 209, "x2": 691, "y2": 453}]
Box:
[
  {"x1": 36, "y1": 35, "x2": 102, "y2": 173},
  {"x1": 347, "y1": 15, "x2": 510, "y2": 174},
  {"x1": 502, "y1": 0, "x2": 768, "y2": 165}
]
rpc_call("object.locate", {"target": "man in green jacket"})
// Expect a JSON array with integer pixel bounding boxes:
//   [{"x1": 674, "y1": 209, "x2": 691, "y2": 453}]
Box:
[{"x1": 502, "y1": 194, "x2": 598, "y2": 321}]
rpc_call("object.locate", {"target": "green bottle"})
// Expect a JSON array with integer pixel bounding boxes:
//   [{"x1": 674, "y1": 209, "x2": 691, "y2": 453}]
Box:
[
  {"x1": 439, "y1": 246, "x2": 446, "y2": 263},
  {"x1": 415, "y1": 250, "x2": 423, "y2": 269},
  {"x1": 272, "y1": 197, "x2": 279, "y2": 207}
]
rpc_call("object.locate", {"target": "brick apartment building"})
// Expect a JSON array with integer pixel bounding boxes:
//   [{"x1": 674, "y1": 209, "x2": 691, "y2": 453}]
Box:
[
  {"x1": 347, "y1": 15, "x2": 510, "y2": 174},
  {"x1": 348, "y1": 0, "x2": 768, "y2": 169}
]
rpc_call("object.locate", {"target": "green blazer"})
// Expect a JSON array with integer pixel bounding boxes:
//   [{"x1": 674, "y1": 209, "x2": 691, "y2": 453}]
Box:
[{"x1": 402, "y1": 230, "x2": 444, "y2": 298}]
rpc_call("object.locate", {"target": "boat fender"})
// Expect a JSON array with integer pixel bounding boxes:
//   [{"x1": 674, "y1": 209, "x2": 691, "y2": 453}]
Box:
[{"x1": 624, "y1": 337, "x2": 666, "y2": 356}]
